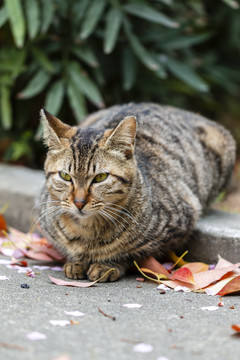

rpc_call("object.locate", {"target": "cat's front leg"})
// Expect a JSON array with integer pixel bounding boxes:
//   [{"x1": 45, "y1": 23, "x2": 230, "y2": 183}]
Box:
[
  {"x1": 64, "y1": 262, "x2": 89, "y2": 280},
  {"x1": 87, "y1": 263, "x2": 125, "y2": 282}
]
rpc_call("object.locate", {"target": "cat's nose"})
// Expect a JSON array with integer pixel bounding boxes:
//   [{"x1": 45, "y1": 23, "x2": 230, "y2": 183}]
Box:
[{"x1": 74, "y1": 198, "x2": 86, "y2": 210}]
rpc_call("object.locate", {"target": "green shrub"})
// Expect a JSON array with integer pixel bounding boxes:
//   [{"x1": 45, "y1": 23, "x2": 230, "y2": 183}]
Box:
[{"x1": 0, "y1": 0, "x2": 240, "y2": 166}]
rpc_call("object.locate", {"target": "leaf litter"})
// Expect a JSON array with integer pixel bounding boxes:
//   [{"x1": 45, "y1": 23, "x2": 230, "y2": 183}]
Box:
[
  {"x1": 1, "y1": 212, "x2": 240, "y2": 296},
  {"x1": 136, "y1": 253, "x2": 240, "y2": 296}
]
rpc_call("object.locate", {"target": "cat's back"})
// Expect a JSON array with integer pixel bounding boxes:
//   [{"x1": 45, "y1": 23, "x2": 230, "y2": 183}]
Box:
[{"x1": 83, "y1": 102, "x2": 235, "y2": 208}]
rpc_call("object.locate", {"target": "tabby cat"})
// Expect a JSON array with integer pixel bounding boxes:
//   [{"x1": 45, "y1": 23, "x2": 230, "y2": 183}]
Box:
[{"x1": 38, "y1": 103, "x2": 235, "y2": 282}]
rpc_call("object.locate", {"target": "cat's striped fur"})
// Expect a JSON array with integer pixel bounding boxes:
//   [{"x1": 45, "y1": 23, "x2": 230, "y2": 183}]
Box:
[{"x1": 38, "y1": 103, "x2": 236, "y2": 281}]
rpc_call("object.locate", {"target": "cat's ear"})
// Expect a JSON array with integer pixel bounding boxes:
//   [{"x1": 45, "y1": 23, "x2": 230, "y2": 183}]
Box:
[
  {"x1": 105, "y1": 116, "x2": 137, "y2": 158},
  {"x1": 40, "y1": 109, "x2": 75, "y2": 151}
]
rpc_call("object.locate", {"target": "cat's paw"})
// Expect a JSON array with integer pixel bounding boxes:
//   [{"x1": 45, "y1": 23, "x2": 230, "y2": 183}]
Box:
[
  {"x1": 64, "y1": 262, "x2": 87, "y2": 280},
  {"x1": 87, "y1": 263, "x2": 122, "y2": 282}
]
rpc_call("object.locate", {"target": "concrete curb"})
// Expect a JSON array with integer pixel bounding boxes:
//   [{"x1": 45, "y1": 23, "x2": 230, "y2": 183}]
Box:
[{"x1": 0, "y1": 163, "x2": 240, "y2": 263}]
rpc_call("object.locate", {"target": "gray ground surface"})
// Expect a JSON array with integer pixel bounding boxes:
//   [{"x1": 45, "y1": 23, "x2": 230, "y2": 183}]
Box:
[{"x1": 1, "y1": 255, "x2": 240, "y2": 360}]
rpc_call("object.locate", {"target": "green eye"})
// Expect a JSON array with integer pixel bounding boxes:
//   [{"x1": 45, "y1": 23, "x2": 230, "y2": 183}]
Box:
[
  {"x1": 59, "y1": 171, "x2": 72, "y2": 181},
  {"x1": 93, "y1": 173, "x2": 108, "y2": 183}
]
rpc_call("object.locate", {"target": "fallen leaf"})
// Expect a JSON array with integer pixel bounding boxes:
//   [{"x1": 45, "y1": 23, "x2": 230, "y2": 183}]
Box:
[
  {"x1": 182, "y1": 262, "x2": 209, "y2": 274},
  {"x1": 232, "y1": 324, "x2": 240, "y2": 332},
  {"x1": 11, "y1": 259, "x2": 28, "y2": 267},
  {"x1": 0, "y1": 214, "x2": 7, "y2": 236},
  {"x1": 140, "y1": 256, "x2": 170, "y2": 277},
  {"x1": 194, "y1": 263, "x2": 240, "y2": 289},
  {"x1": 171, "y1": 267, "x2": 195, "y2": 284},
  {"x1": 27, "y1": 332, "x2": 46, "y2": 340},
  {"x1": 49, "y1": 276, "x2": 99, "y2": 288},
  {"x1": 48, "y1": 268, "x2": 115, "y2": 288},
  {"x1": 215, "y1": 275, "x2": 240, "y2": 296},
  {"x1": 133, "y1": 343, "x2": 153, "y2": 353}
]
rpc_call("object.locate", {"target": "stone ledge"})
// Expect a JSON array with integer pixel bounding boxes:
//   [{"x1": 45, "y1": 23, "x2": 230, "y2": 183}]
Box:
[
  {"x1": 187, "y1": 210, "x2": 240, "y2": 263},
  {"x1": 0, "y1": 164, "x2": 44, "y2": 231},
  {"x1": 0, "y1": 164, "x2": 240, "y2": 263}
]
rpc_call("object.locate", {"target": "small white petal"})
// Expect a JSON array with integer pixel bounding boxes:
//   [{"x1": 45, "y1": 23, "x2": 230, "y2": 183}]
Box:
[
  {"x1": 133, "y1": 343, "x2": 153, "y2": 353},
  {"x1": 64, "y1": 310, "x2": 85, "y2": 317},
  {"x1": 0, "y1": 275, "x2": 9, "y2": 280},
  {"x1": 27, "y1": 332, "x2": 46, "y2": 340},
  {"x1": 0, "y1": 259, "x2": 11, "y2": 265},
  {"x1": 33, "y1": 265, "x2": 50, "y2": 270},
  {"x1": 156, "y1": 284, "x2": 170, "y2": 291},
  {"x1": 201, "y1": 306, "x2": 219, "y2": 311},
  {"x1": 156, "y1": 357, "x2": 170, "y2": 360},
  {"x1": 123, "y1": 303, "x2": 142, "y2": 309},
  {"x1": 49, "y1": 320, "x2": 71, "y2": 326},
  {"x1": 174, "y1": 286, "x2": 191, "y2": 292}
]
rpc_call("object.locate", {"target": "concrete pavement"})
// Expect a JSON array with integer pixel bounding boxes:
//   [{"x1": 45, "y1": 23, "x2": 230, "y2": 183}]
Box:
[{"x1": 1, "y1": 255, "x2": 240, "y2": 360}]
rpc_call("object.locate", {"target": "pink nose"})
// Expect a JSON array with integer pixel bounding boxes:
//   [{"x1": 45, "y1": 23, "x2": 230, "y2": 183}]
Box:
[{"x1": 74, "y1": 198, "x2": 86, "y2": 210}]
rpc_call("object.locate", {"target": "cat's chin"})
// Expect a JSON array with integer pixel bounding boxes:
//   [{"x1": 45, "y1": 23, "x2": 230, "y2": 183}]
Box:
[{"x1": 72, "y1": 208, "x2": 98, "y2": 221}]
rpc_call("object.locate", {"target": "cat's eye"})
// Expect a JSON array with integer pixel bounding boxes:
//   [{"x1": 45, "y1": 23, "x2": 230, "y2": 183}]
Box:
[
  {"x1": 93, "y1": 173, "x2": 108, "y2": 183},
  {"x1": 59, "y1": 171, "x2": 72, "y2": 181}
]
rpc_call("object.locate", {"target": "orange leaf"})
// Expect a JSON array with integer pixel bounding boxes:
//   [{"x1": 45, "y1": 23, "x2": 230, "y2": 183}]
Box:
[
  {"x1": 171, "y1": 267, "x2": 195, "y2": 284},
  {"x1": 0, "y1": 214, "x2": 7, "y2": 236},
  {"x1": 182, "y1": 262, "x2": 209, "y2": 274},
  {"x1": 217, "y1": 275, "x2": 240, "y2": 296},
  {"x1": 140, "y1": 256, "x2": 170, "y2": 277},
  {"x1": 194, "y1": 263, "x2": 240, "y2": 289},
  {"x1": 232, "y1": 324, "x2": 240, "y2": 332}
]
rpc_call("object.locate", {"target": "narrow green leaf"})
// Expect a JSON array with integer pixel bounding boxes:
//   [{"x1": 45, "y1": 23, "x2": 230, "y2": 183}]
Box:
[
  {"x1": 41, "y1": 0, "x2": 54, "y2": 33},
  {"x1": 67, "y1": 82, "x2": 87, "y2": 123},
  {"x1": 0, "y1": 86, "x2": 12, "y2": 130},
  {"x1": 122, "y1": 48, "x2": 137, "y2": 91},
  {"x1": 25, "y1": 0, "x2": 40, "y2": 39},
  {"x1": 71, "y1": 46, "x2": 99, "y2": 68},
  {"x1": 4, "y1": 0, "x2": 26, "y2": 48},
  {"x1": 32, "y1": 48, "x2": 54, "y2": 73},
  {"x1": 104, "y1": 8, "x2": 122, "y2": 54},
  {"x1": 160, "y1": 32, "x2": 212, "y2": 50},
  {"x1": 123, "y1": 3, "x2": 178, "y2": 28},
  {"x1": 68, "y1": 62, "x2": 104, "y2": 108},
  {"x1": 18, "y1": 70, "x2": 51, "y2": 99},
  {"x1": 221, "y1": 0, "x2": 239, "y2": 9},
  {"x1": 124, "y1": 20, "x2": 159, "y2": 71},
  {"x1": 166, "y1": 58, "x2": 209, "y2": 92},
  {"x1": 44, "y1": 80, "x2": 64, "y2": 115},
  {"x1": 80, "y1": 0, "x2": 106, "y2": 39},
  {"x1": 0, "y1": 7, "x2": 8, "y2": 27}
]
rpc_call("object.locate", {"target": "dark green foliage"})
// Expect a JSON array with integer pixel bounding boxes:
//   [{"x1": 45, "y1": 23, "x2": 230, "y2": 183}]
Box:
[{"x1": 0, "y1": 0, "x2": 240, "y2": 167}]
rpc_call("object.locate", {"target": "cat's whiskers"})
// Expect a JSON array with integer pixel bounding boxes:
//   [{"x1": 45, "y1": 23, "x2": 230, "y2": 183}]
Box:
[
  {"x1": 31, "y1": 203, "x2": 70, "y2": 231},
  {"x1": 104, "y1": 203, "x2": 138, "y2": 225},
  {"x1": 31, "y1": 206, "x2": 60, "y2": 231},
  {"x1": 104, "y1": 206, "x2": 138, "y2": 236},
  {"x1": 99, "y1": 209, "x2": 122, "y2": 232},
  {"x1": 31, "y1": 200, "x2": 61, "y2": 216},
  {"x1": 105, "y1": 202, "x2": 138, "y2": 224},
  {"x1": 98, "y1": 210, "x2": 112, "y2": 228},
  {"x1": 101, "y1": 208, "x2": 132, "y2": 237}
]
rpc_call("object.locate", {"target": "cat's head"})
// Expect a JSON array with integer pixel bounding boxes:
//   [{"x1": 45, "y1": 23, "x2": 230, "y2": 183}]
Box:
[{"x1": 40, "y1": 109, "x2": 137, "y2": 220}]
